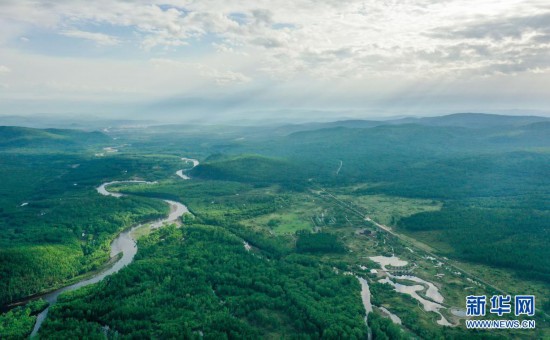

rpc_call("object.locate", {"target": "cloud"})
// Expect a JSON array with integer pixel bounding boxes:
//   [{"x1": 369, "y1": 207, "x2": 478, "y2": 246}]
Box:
[
  {"x1": 59, "y1": 29, "x2": 121, "y2": 46},
  {"x1": 0, "y1": 0, "x2": 550, "y2": 117},
  {"x1": 432, "y1": 13, "x2": 550, "y2": 41},
  {"x1": 198, "y1": 66, "x2": 251, "y2": 85},
  {"x1": 3, "y1": 0, "x2": 549, "y2": 79},
  {"x1": 150, "y1": 58, "x2": 251, "y2": 85},
  {"x1": 425, "y1": 11, "x2": 550, "y2": 75},
  {"x1": 0, "y1": 65, "x2": 11, "y2": 74}
]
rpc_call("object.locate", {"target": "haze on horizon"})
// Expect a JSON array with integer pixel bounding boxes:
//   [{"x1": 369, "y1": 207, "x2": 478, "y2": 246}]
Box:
[{"x1": 1, "y1": 0, "x2": 550, "y2": 122}]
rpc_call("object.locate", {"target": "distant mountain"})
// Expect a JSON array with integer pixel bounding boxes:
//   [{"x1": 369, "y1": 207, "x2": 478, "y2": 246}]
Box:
[
  {"x1": 191, "y1": 154, "x2": 305, "y2": 186},
  {"x1": 2, "y1": 112, "x2": 548, "y2": 136},
  {"x1": 0, "y1": 126, "x2": 110, "y2": 149},
  {"x1": 270, "y1": 120, "x2": 383, "y2": 135},
  {"x1": 283, "y1": 118, "x2": 550, "y2": 155},
  {"x1": 282, "y1": 124, "x2": 480, "y2": 158},
  {"x1": 0, "y1": 115, "x2": 157, "y2": 130},
  {"x1": 264, "y1": 113, "x2": 550, "y2": 135},
  {"x1": 241, "y1": 120, "x2": 550, "y2": 180},
  {"x1": 386, "y1": 113, "x2": 550, "y2": 129},
  {"x1": 484, "y1": 121, "x2": 550, "y2": 146}
]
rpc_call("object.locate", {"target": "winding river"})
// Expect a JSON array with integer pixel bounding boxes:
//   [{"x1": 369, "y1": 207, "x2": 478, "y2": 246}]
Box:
[
  {"x1": 18, "y1": 156, "x2": 453, "y2": 336},
  {"x1": 369, "y1": 255, "x2": 452, "y2": 326},
  {"x1": 357, "y1": 277, "x2": 373, "y2": 322},
  {"x1": 175, "y1": 158, "x2": 200, "y2": 180},
  {"x1": 28, "y1": 158, "x2": 199, "y2": 337}
]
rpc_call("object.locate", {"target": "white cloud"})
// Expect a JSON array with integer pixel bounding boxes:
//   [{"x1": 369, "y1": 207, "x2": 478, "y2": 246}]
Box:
[
  {"x1": 0, "y1": 0, "x2": 550, "y2": 117},
  {"x1": 0, "y1": 65, "x2": 11, "y2": 74},
  {"x1": 198, "y1": 65, "x2": 251, "y2": 85},
  {"x1": 59, "y1": 29, "x2": 120, "y2": 46},
  {"x1": 2, "y1": 0, "x2": 549, "y2": 79},
  {"x1": 150, "y1": 58, "x2": 251, "y2": 85}
]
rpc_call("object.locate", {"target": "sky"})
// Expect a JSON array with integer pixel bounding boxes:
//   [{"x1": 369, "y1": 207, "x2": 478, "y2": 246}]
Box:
[{"x1": 1, "y1": 0, "x2": 550, "y2": 122}]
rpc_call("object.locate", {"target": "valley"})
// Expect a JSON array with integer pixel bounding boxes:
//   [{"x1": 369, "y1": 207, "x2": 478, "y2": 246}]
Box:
[
  {"x1": 3, "y1": 1, "x2": 550, "y2": 338},
  {"x1": 1, "y1": 114, "x2": 549, "y2": 339}
]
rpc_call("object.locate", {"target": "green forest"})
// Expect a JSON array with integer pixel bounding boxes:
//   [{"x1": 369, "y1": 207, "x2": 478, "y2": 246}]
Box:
[
  {"x1": 1, "y1": 114, "x2": 549, "y2": 339},
  {"x1": 0, "y1": 130, "x2": 178, "y2": 305},
  {"x1": 41, "y1": 225, "x2": 368, "y2": 338},
  {"x1": 185, "y1": 120, "x2": 550, "y2": 285}
]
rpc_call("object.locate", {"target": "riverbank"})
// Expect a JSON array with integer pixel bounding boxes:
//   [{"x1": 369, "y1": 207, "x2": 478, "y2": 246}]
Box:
[{"x1": 25, "y1": 157, "x2": 199, "y2": 337}]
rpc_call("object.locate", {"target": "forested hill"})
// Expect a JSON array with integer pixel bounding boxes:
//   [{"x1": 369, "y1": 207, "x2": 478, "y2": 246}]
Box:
[
  {"x1": 283, "y1": 120, "x2": 550, "y2": 154},
  {"x1": 385, "y1": 112, "x2": 550, "y2": 128},
  {"x1": 218, "y1": 120, "x2": 549, "y2": 187},
  {"x1": 191, "y1": 154, "x2": 308, "y2": 189},
  {"x1": 189, "y1": 118, "x2": 550, "y2": 195},
  {"x1": 0, "y1": 126, "x2": 110, "y2": 149},
  {"x1": 265, "y1": 112, "x2": 550, "y2": 136},
  {"x1": 0, "y1": 127, "x2": 177, "y2": 307},
  {"x1": 187, "y1": 116, "x2": 549, "y2": 284}
]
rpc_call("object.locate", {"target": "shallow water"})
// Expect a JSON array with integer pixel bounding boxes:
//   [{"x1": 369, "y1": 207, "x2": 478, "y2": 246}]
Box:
[
  {"x1": 451, "y1": 308, "x2": 468, "y2": 317},
  {"x1": 176, "y1": 158, "x2": 199, "y2": 179},
  {"x1": 96, "y1": 180, "x2": 156, "y2": 197},
  {"x1": 370, "y1": 255, "x2": 452, "y2": 326},
  {"x1": 378, "y1": 277, "x2": 452, "y2": 326},
  {"x1": 175, "y1": 170, "x2": 190, "y2": 179},
  {"x1": 392, "y1": 275, "x2": 444, "y2": 303},
  {"x1": 357, "y1": 277, "x2": 373, "y2": 323},
  {"x1": 369, "y1": 255, "x2": 408, "y2": 270},
  {"x1": 379, "y1": 307, "x2": 402, "y2": 325}
]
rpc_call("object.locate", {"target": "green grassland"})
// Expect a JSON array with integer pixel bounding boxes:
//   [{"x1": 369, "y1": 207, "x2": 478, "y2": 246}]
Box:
[
  {"x1": 102, "y1": 177, "x2": 549, "y2": 339},
  {"x1": 332, "y1": 191, "x2": 442, "y2": 226},
  {"x1": 241, "y1": 193, "x2": 323, "y2": 235}
]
